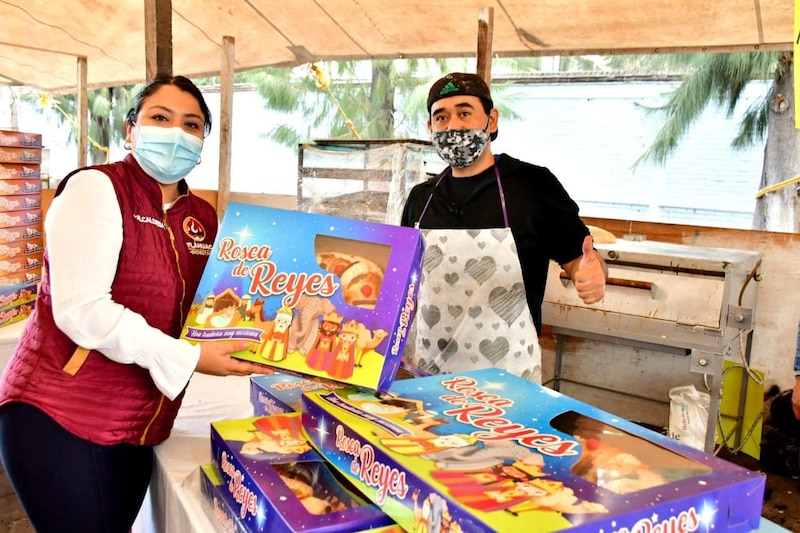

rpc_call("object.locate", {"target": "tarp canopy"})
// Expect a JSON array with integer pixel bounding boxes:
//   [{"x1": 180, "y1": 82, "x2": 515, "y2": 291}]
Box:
[{"x1": 0, "y1": 0, "x2": 793, "y2": 93}]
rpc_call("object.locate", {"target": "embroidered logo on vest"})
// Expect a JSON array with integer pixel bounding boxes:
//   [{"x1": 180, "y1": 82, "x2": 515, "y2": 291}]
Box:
[{"x1": 183, "y1": 216, "x2": 206, "y2": 242}]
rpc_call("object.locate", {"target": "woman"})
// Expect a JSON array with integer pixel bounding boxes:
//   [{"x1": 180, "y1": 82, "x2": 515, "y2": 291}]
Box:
[{"x1": 0, "y1": 74, "x2": 266, "y2": 532}]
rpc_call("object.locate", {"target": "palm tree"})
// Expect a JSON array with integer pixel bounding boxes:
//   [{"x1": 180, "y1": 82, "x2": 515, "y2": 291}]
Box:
[
  {"x1": 30, "y1": 84, "x2": 138, "y2": 165},
  {"x1": 242, "y1": 59, "x2": 451, "y2": 145},
  {"x1": 241, "y1": 57, "x2": 548, "y2": 148},
  {"x1": 631, "y1": 51, "x2": 797, "y2": 232}
]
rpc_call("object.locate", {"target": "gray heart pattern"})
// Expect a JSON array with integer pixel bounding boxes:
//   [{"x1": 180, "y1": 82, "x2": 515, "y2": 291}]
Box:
[
  {"x1": 464, "y1": 256, "x2": 495, "y2": 286},
  {"x1": 490, "y1": 228, "x2": 508, "y2": 242},
  {"x1": 488, "y1": 283, "x2": 527, "y2": 326},
  {"x1": 423, "y1": 245, "x2": 444, "y2": 273},
  {"x1": 437, "y1": 338, "x2": 459, "y2": 361},
  {"x1": 479, "y1": 337, "x2": 509, "y2": 364},
  {"x1": 422, "y1": 304, "x2": 440, "y2": 328},
  {"x1": 410, "y1": 228, "x2": 542, "y2": 383}
]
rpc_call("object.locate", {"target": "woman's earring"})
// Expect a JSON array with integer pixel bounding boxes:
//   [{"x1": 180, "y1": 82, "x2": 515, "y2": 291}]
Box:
[
  {"x1": 196, "y1": 156, "x2": 202, "y2": 165},
  {"x1": 124, "y1": 140, "x2": 131, "y2": 150}
]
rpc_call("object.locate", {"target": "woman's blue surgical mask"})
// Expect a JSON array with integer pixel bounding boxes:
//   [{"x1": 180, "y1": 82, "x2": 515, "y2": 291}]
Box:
[{"x1": 132, "y1": 125, "x2": 203, "y2": 184}]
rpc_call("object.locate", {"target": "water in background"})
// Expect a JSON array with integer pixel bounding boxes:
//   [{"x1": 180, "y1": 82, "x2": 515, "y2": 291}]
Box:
[{"x1": 9, "y1": 80, "x2": 767, "y2": 229}]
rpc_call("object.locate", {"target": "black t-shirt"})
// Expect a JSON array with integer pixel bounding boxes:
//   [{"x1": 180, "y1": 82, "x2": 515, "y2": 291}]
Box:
[{"x1": 401, "y1": 153, "x2": 589, "y2": 333}]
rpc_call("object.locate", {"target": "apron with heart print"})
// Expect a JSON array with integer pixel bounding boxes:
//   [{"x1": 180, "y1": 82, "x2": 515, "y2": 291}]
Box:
[{"x1": 406, "y1": 164, "x2": 542, "y2": 383}]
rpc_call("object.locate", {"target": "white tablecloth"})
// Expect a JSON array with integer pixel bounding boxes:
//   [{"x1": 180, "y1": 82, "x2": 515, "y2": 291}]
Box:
[
  {"x1": 0, "y1": 319, "x2": 27, "y2": 369},
  {"x1": 132, "y1": 372, "x2": 255, "y2": 533}
]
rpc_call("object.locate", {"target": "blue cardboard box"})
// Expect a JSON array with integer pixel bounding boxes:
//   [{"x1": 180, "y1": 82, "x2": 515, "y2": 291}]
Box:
[
  {"x1": 199, "y1": 463, "x2": 249, "y2": 533},
  {"x1": 250, "y1": 374, "x2": 342, "y2": 416},
  {"x1": 181, "y1": 203, "x2": 424, "y2": 392},
  {"x1": 210, "y1": 413, "x2": 395, "y2": 533},
  {"x1": 302, "y1": 368, "x2": 766, "y2": 533}
]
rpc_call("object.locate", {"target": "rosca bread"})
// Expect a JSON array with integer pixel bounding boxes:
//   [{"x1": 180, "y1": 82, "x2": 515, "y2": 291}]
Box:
[
  {"x1": 316, "y1": 251, "x2": 384, "y2": 309},
  {"x1": 571, "y1": 436, "x2": 668, "y2": 494}
]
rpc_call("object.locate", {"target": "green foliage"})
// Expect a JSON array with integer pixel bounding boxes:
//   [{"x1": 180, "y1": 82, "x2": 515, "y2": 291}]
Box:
[
  {"x1": 25, "y1": 84, "x2": 138, "y2": 164},
  {"x1": 633, "y1": 51, "x2": 780, "y2": 168},
  {"x1": 245, "y1": 57, "x2": 548, "y2": 148}
]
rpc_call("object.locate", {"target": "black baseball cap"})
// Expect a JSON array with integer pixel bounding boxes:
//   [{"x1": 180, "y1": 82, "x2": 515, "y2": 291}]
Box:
[{"x1": 427, "y1": 73, "x2": 497, "y2": 140}]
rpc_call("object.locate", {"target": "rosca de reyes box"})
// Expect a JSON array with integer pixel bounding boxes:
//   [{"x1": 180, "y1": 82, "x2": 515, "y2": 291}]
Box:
[
  {"x1": 210, "y1": 413, "x2": 395, "y2": 533},
  {"x1": 0, "y1": 281, "x2": 36, "y2": 328},
  {"x1": 302, "y1": 368, "x2": 766, "y2": 533},
  {"x1": 200, "y1": 462, "x2": 404, "y2": 533},
  {"x1": 0, "y1": 224, "x2": 43, "y2": 245},
  {"x1": 0, "y1": 164, "x2": 40, "y2": 180},
  {"x1": 251, "y1": 374, "x2": 342, "y2": 416},
  {"x1": 0, "y1": 195, "x2": 42, "y2": 213},
  {"x1": 0, "y1": 210, "x2": 42, "y2": 229},
  {"x1": 0, "y1": 179, "x2": 41, "y2": 195},
  {"x1": 199, "y1": 463, "x2": 249, "y2": 533},
  {"x1": 0, "y1": 146, "x2": 42, "y2": 164},
  {"x1": 181, "y1": 202, "x2": 424, "y2": 392},
  {"x1": 0, "y1": 282, "x2": 36, "y2": 312},
  {"x1": 0, "y1": 130, "x2": 42, "y2": 148},
  {"x1": 0, "y1": 237, "x2": 44, "y2": 260}
]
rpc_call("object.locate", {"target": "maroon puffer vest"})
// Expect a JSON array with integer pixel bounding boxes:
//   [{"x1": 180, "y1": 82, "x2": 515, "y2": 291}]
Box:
[{"x1": 0, "y1": 155, "x2": 217, "y2": 445}]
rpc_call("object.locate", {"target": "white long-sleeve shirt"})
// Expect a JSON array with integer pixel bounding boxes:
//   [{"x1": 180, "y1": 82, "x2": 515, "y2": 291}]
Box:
[{"x1": 46, "y1": 170, "x2": 200, "y2": 400}]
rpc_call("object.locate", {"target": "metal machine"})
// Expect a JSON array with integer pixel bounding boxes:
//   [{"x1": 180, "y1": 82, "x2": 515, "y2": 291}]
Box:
[{"x1": 542, "y1": 238, "x2": 762, "y2": 452}]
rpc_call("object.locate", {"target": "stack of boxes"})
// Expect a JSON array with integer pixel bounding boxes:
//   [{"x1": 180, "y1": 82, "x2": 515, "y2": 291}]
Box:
[
  {"x1": 189, "y1": 202, "x2": 766, "y2": 532},
  {"x1": 197, "y1": 376, "x2": 402, "y2": 532},
  {"x1": 0, "y1": 130, "x2": 44, "y2": 328},
  {"x1": 202, "y1": 412, "x2": 399, "y2": 533}
]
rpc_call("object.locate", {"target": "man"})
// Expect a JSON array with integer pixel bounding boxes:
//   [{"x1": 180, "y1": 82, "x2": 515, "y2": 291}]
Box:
[{"x1": 401, "y1": 72, "x2": 606, "y2": 383}]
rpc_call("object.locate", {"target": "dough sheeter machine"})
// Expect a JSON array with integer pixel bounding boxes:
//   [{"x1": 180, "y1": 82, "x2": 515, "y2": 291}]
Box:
[{"x1": 542, "y1": 238, "x2": 762, "y2": 452}]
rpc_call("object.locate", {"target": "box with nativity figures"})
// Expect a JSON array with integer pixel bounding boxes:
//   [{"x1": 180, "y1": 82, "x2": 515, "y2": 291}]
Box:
[
  {"x1": 199, "y1": 464, "x2": 404, "y2": 533},
  {"x1": 181, "y1": 202, "x2": 424, "y2": 392},
  {"x1": 208, "y1": 412, "x2": 395, "y2": 533},
  {"x1": 250, "y1": 373, "x2": 343, "y2": 416},
  {"x1": 301, "y1": 368, "x2": 766, "y2": 533}
]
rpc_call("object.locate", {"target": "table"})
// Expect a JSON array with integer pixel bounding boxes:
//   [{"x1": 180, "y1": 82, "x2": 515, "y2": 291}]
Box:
[
  {"x1": 0, "y1": 319, "x2": 788, "y2": 533},
  {"x1": 132, "y1": 372, "x2": 791, "y2": 533},
  {"x1": 132, "y1": 372, "x2": 255, "y2": 533}
]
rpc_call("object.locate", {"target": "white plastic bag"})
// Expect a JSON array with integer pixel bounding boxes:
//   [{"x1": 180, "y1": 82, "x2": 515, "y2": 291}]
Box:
[{"x1": 668, "y1": 385, "x2": 710, "y2": 450}]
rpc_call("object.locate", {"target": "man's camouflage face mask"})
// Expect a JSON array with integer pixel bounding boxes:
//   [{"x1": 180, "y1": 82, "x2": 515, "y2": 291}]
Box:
[{"x1": 431, "y1": 120, "x2": 490, "y2": 168}]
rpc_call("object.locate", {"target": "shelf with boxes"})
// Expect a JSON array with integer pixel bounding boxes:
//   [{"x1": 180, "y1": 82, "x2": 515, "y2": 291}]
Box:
[{"x1": 0, "y1": 130, "x2": 44, "y2": 328}]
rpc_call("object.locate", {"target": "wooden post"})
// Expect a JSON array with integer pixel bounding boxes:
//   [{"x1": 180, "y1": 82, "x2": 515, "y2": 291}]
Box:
[
  {"x1": 217, "y1": 36, "x2": 235, "y2": 219},
  {"x1": 476, "y1": 7, "x2": 494, "y2": 84},
  {"x1": 144, "y1": 0, "x2": 173, "y2": 78},
  {"x1": 76, "y1": 57, "x2": 88, "y2": 168}
]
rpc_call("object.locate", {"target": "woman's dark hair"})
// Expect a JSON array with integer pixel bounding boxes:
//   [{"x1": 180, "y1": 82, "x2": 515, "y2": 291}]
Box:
[{"x1": 125, "y1": 73, "x2": 212, "y2": 137}]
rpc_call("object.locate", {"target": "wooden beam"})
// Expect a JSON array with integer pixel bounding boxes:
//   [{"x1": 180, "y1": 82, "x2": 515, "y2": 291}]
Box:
[
  {"x1": 144, "y1": 0, "x2": 173, "y2": 78},
  {"x1": 76, "y1": 57, "x2": 88, "y2": 168},
  {"x1": 476, "y1": 7, "x2": 494, "y2": 84},
  {"x1": 217, "y1": 35, "x2": 235, "y2": 219}
]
